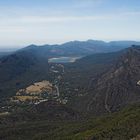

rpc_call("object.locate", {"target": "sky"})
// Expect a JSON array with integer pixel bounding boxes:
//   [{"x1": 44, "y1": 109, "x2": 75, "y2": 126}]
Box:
[{"x1": 0, "y1": 0, "x2": 140, "y2": 48}]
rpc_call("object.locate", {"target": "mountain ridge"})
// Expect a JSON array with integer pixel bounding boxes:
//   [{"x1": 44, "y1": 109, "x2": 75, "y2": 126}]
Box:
[{"x1": 81, "y1": 46, "x2": 140, "y2": 115}]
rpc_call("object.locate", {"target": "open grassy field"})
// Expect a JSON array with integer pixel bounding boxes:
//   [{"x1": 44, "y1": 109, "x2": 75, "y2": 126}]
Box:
[
  {"x1": 12, "y1": 96, "x2": 41, "y2": 102},
  {"x1": 16, "y1": 80, "x2": 53, "y2": 96}
]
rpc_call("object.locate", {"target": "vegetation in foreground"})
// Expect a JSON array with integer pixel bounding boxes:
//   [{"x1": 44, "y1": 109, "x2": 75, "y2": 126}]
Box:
[{"x1": 0, "y1": 103, "x2": 140, "y2": 140}]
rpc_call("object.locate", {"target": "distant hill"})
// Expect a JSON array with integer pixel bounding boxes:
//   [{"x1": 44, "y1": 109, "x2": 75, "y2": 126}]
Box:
[
  {"x1": 0, "y1": 52, "x2": 12, "y2": 58},
  {"x1": 0, "y1": 48, "x2": 18, "y2": 58}
]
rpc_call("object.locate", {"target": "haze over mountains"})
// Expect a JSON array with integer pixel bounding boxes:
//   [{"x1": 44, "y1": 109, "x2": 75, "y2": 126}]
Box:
[
  {"x1": 1, "y1": 39, "x2": 139, "y2": 57},
  {"x1": 0, "y1": 39, "x2": 140, "y2": 98},
  {"x1": 0, "y1": 40, "x2": 139, "y2": 98},
  {"x1": 22, "y1": 40, "x2": 140, "y2": 56},
  {"x1": 0, "y1": 39, "x2": 140, "y2": 140}
]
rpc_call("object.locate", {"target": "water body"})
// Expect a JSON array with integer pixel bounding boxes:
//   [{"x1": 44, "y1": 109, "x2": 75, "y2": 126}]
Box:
[{"x1": 48, "y1": 56, "x2": 81, "y2": 63}]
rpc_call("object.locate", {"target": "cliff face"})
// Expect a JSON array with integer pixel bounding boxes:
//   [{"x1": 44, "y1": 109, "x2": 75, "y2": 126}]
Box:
[{"x1": 87, "y1": 46, "x2": 140, "y2": 115}]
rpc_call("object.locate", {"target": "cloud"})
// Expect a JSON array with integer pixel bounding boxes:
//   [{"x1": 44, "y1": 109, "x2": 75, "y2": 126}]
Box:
[
  {"x1": 0, "y1": 0, "x2": 139, "y2": 47},
  {"x1": 123, "y1": 11, "x2": 140, "y2": 16},
  {"x1": 1, "y1": 11, "x2": 138, "y2": 27},
  {"x1": 0, "y1": 26, "x2": 25, "y2": 33},
  {"x1": 19, "y1": 15, "x2": 113, "y2": 24},
  {"x1": 18, "y1": 10, "x2": 139, "y2": 24}
]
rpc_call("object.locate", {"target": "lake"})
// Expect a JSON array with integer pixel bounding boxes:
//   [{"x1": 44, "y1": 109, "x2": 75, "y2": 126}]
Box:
[{"x1": 48, "y1": 56, "x2": 81, "y2": 63}]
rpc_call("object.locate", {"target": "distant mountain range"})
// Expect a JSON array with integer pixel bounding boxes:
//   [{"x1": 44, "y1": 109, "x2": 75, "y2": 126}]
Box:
[
  {"x1": 1, "y1": 40, "x2": 140, "y2": 59},
  {"x1": 20, "y1": 40, "x2": 140, "y2": 57}
]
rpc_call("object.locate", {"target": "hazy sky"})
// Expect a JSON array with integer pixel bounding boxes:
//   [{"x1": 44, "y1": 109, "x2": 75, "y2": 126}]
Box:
[{"x1": 0, "y1": 0, "x2": 140, "y2": 47}]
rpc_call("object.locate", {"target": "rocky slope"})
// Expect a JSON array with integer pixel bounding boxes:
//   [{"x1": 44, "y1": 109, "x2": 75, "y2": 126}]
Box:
[{"x1": 85, "y1": 46, "x2": 140, "y2": 115}]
